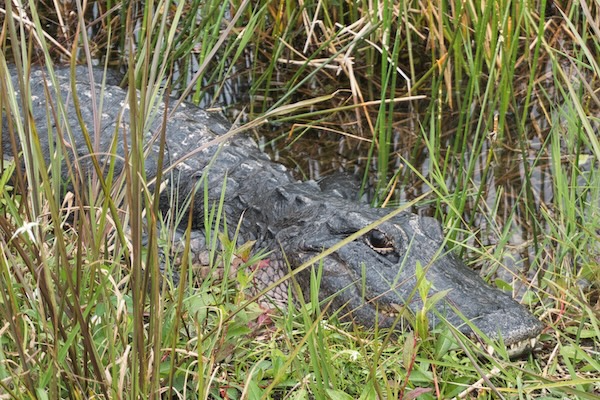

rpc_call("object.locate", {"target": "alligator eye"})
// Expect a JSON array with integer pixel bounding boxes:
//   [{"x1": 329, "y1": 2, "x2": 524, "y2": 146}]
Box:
[{"x1": 365, "y1": 229, "x2": 394, "y2": 253}]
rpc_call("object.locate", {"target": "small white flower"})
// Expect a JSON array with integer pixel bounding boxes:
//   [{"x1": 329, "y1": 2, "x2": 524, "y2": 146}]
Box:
[{"x1": 11, "y1": 222, "x2": 39, "y2": 242}]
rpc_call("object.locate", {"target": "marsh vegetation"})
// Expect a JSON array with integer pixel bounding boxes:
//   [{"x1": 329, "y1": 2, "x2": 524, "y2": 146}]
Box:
[{"x1": 0, "y1": 0, "x2": 598, "y2": 398}]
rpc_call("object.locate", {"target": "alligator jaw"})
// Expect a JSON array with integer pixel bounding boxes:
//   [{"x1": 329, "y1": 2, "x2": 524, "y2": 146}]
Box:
[
  {"x1": 302, "y1": 267, "x2": 543, "y2": 359},
  {"x1": 486, "y1": 338, "x2": 539, "y2": 359},
  {"x1": 367, "y1": 300, "x2": 540, "y2": 359}
]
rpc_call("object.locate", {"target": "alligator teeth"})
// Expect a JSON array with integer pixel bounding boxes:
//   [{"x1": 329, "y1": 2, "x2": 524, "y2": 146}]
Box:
[
  {"x1": 468, "y1": 336, "x2": 539, "y2": 359},
  {"x1": 495, "y1": 337, "x2": 538, "y2": 358},
  {"x1": 379, "y1": 309, "x2": 399, "y2": 318},
  {"x1": 508, "y1": 337, "x2": 538, "y2": 352},
  {"x1": 530, "y1": 338, "x2": 537, "y2": 349}
]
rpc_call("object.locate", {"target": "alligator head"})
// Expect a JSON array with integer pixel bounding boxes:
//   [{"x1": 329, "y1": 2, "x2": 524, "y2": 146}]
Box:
[{"x1": 257, "y1": 183, "x2": 544, "y2": 357}]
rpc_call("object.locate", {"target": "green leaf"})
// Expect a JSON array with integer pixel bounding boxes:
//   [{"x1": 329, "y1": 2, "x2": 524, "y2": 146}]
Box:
[{"x1": 325, "y1": 389, "x2": 354, "y2": 400}]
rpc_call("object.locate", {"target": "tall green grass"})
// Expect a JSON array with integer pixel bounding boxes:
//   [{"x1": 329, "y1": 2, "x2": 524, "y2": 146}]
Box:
[{"x1": 0, "y1": 0, "x2": 598, "y2": 398}]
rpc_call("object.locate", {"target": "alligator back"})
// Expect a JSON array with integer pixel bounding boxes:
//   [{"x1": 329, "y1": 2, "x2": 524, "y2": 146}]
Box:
[{"x1": 2, "y1": 66, "x2": 293, "y2": 230}]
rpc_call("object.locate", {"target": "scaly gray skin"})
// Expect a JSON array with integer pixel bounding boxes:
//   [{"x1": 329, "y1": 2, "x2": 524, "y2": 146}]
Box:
[{"x1": 2, "y1": 66, "x2": 543, "y2": 356}]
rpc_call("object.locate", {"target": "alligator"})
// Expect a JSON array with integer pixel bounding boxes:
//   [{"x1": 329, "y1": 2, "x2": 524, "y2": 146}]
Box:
[{"x1": 1, "y1": 65, "x2": 544, "y2": 357}]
